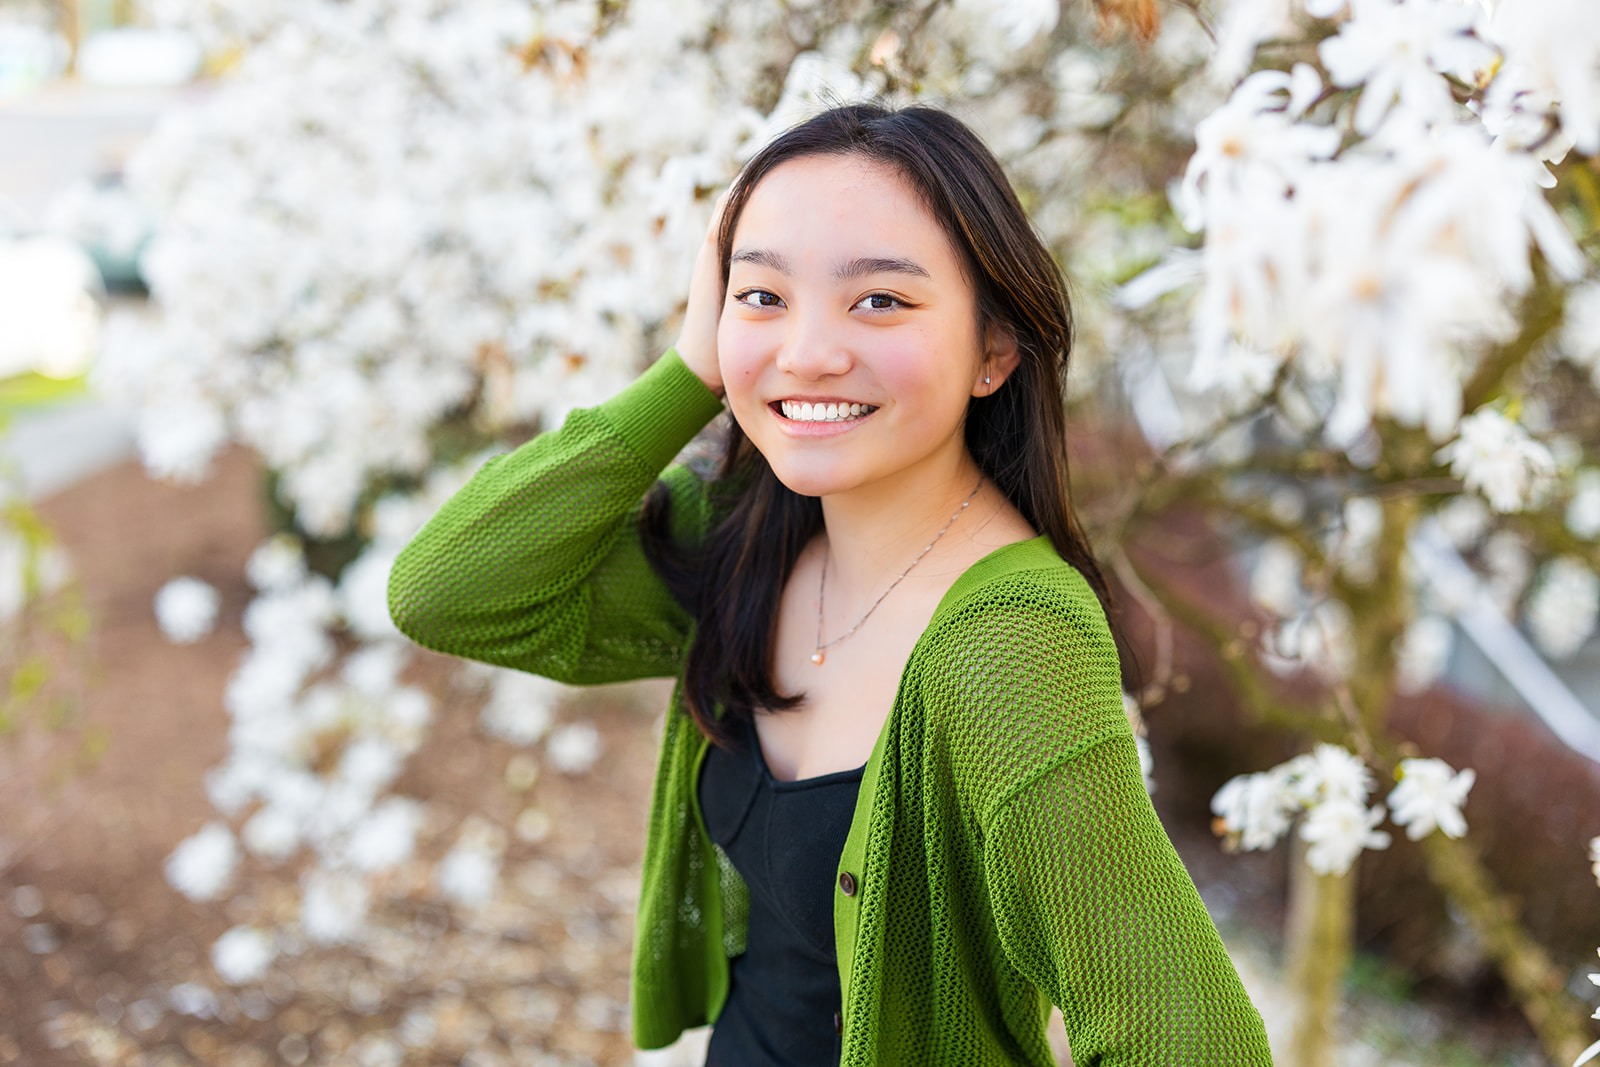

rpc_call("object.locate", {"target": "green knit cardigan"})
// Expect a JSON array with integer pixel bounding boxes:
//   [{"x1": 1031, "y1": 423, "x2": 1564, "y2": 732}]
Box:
[{"x1": 387, "y1": 349, "x2": 1273, "y2": 1065}]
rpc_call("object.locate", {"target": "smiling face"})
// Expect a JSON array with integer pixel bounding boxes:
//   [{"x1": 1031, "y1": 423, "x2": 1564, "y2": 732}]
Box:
[{"x1": 717, "y1": 153, "x2": 1016, "y2": 499}]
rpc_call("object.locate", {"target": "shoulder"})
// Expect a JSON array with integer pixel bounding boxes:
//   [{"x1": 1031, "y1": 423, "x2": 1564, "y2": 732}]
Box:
[
  {"x1": 910, "y1": 542, "x2": 1129, "y2": 817},
  {"x1": 923, "y1": 538, "x2": 1118, "y2": 671}
]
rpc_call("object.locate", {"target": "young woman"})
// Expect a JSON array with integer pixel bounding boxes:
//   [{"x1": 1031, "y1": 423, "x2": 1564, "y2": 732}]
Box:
[{"x1": 389, "y1": 104, "x2": 1272, "y2": 1066}]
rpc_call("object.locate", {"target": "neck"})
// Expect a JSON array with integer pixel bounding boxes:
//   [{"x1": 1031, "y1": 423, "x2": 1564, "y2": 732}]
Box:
[{"x1": 818, "y1": 439, "x2": 987, "y2": 596}]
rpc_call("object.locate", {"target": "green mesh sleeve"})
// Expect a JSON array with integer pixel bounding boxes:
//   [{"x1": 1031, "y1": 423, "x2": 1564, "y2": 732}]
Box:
[
  {"x1": 982, "y1": 734, "x2": 1272, "y2": 1063},
  {"x1": 386, "y1": 350, "x2": 725, "y2": 684},
  {"x1": 919, "y1": 563, "x2": 1271, "y2": 1063}
]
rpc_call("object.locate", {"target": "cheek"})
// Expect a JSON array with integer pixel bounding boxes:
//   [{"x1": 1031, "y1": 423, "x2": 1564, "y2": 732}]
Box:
[
  {"x1": 716, "y1": 317, "x2": 769, "y2": 419},
  {"x1": 873, "y1": 333, "x2": 975, "y2": 418}
]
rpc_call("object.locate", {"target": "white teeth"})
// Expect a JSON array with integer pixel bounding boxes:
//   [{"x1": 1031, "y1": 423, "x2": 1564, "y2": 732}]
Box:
[{"x1": 779, "y1": 400, "x2": 877, "y2": 422}]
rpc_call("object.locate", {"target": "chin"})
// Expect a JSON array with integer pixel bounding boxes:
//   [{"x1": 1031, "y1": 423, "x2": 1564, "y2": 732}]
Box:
[{"x1": 761, "y1": 455, "x2": 869, "y2": 499}]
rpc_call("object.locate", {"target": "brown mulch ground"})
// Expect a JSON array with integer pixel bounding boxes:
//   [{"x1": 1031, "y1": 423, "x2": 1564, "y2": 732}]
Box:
[{"x1": 0, "y1": 447, "x2": 668, "y2": 1066}]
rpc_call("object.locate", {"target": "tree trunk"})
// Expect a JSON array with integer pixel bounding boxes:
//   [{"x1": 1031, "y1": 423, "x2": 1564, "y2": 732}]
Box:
[
  {"x1": 1285, "y1": 834, "x2": 1354, "y2": 1067},
  {"x1": 61, "y1": 0, "x2": 79, "y2": 76}
]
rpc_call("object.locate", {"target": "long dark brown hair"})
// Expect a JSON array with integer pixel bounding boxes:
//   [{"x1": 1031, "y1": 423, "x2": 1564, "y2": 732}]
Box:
[{"x1": 641, "y1": 102, "x2": 1119, "y2": 750}]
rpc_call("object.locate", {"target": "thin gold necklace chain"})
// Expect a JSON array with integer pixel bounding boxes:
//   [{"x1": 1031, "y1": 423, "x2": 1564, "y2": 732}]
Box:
[{"x1": 812, "y1": 476, "x2": 985, "y2": 665}]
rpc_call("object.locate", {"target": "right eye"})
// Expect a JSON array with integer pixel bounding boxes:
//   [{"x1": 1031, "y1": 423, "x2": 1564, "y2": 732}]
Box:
[{"x1": 733, "y1": 288, "x2": 784, "y2": 308}]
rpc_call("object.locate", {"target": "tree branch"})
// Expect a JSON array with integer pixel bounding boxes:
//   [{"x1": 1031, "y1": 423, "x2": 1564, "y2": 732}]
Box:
[{"x1": 1420, "y1": 831, "x2": 1593, "y2": 1064}]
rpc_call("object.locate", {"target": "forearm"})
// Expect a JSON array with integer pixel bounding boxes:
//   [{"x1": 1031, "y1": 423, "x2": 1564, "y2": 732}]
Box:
[{"x1": 386, "y1": 348, "x2": 724, "y2": 678}]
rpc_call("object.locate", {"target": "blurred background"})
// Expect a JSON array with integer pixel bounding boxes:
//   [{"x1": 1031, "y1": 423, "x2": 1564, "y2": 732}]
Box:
[{"x1": 2, "y1": 0, "x2": 1600, "y2": 1065}]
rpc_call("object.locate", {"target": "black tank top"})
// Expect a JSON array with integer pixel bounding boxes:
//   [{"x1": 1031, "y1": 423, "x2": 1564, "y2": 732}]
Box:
[{"x1": 697, "y1": 715, "x2": 865, "y2": 1067}]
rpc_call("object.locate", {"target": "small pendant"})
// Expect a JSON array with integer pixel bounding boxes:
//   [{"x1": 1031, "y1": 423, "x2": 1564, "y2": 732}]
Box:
[{"x1": 810, "y1": 650, "x2": 825, "y2": 665}]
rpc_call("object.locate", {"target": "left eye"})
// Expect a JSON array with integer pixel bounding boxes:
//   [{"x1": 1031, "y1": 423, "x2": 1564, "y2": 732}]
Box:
[{"x1": 856, "y1": 293, "x2": 902, "y2": 311}]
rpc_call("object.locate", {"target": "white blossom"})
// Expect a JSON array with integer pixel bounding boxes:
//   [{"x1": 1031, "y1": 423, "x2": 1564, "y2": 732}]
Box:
[
  {"x1": 165, "y1": 981, "x2": 219, "y2": 1018},
  {"x1": 1564, "y1": 284, "x2": 1600, "y2": 374},
  {"x1": 1295, "y1": 742, "x2": 1377, "y2": 807},
  {"x1": 1214, "y1": 744, "x2": 1396, "y2": 874},
  {"x1": 245, "y1": 534, "x2": 307, "y2": 592},
  {"x1": 1134, "y1": 734, "x2": 1156, "y2": 795},
  {"x1": 959, "y1": 0, "x2": 1060, "y2": 50},
  {"x1": 480, "y1": 670, "x2": 564, "y2": 746},
  {"x1": 164, "y1": 821, "x2": 239, "y2": 902},
  {"x1": 1395, "y1": 614, "x2": 1454, "y2": 694},
  {"x1": 241, "y1": 804, "x2": 301, "y2": 860},
  {"x1": 1177, "y1": 23, "x2": 1583, "y2": 454},
  {"x1": 436, "y1": 818, "x2": 505, "y2": 908},
  {"x1": 546, "y1": 722, "x2": 603, "y2": 775},
  {"x1": 300, "y1": 867, "x2": 371, "y2": 945},
  {"x1": 383, "y1": 686, "x2": 433, "y2": 746},
  {"x1": 239, "y1": 577, "x2": 337, "y2": 687},
  {"x1": 1481, "y1": 0, "x2": 1600, "y2": 156},
  {"x1": 1299, "y1": 796, "x2": 1392, "y2": 875},
  {"x1": 1209, "y1": 0, "x2": 1298, "y2": 85},
  {"x1": 338, "y1": 544, "x2": 401, "y2": 640},
  {"x1": 1211, "y1": 768, "x2": 1299, "y2": 850},
  {"x1": 1524, "y1": 556, "x2": 1600, "y2": 659},
  {"x1": 1263, "y1": 600, "x2": 1356, "y2": 683},
  {"x1": 1482, "y1": 528, "x2": 1533, "y2": 616},
  {"x1": 436, "y1": 843, "x2": 500, "y2": 909},
  {"x1": 154, "y1": 576, "x2": 221, "y2": 643},
  {"x1": 210, "y1": 926, "x2": 276, "y2": 985},
  {"x1": 1249, "y1": 539, "x2": 1305, "y2": 618},
  {"x1": 336, "y1": 736, "x2": 405, "y2": 798},
  {"x1": 1177, "y1": 70, "x2": 1340, "y2": 233},
  {"x1": 1568, "y1": 469, "x2": 1600, "y2": 540},
  {"x1": 1386, "y1": 757, "x2": 1475, "y2": 840},
  {"x1": 1436, "y1": 408, "x2": 1556, "y2": 514},
  {"x1": 1318, "y1": 0, "x2": 1495, "y2": 135},
  {"x1": 1435, "y1": 494, "x2": 1491, "y2": 549},
  {"x1": 347, "y1": 797, "x2": 423, "y2": 873},
  {"x1": 342, "y1": 642, "x2": 406, "y2": 699},
  {"x1": 135, "y1": 393, "x2": 228, "y2": 484},
  {"x1": 1335, "y1": 496, "x2": 1384, "y2": 584}
]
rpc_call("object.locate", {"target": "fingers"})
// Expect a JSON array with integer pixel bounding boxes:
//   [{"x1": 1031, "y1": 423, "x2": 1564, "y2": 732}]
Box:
[{"x1": 706, "y1": 187, "x2": 731, "y2": 246}]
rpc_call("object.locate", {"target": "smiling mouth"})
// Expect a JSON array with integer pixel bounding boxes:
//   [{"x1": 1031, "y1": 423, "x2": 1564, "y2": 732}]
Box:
[{"x1": 774, "y1": 400, "x2": 879, "y2": 423}]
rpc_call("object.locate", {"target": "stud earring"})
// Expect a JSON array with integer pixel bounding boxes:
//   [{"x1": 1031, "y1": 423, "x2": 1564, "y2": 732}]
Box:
[{"x1": 984, "y1": 376, "x2": 991, "y2": 384}]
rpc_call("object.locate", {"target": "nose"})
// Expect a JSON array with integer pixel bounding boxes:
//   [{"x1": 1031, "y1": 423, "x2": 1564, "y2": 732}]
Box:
[{"x1": 773, "y1": 307, "x2": 853, "y2": 380}]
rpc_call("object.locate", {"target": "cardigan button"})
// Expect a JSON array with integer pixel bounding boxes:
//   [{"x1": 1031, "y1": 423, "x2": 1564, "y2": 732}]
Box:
[
  {"x1": 833, "y1": 1010, "x2": 843, "y2": 1035},
  {"x1": 838, "y1": 871, "x2": 857, "y2": 896}
]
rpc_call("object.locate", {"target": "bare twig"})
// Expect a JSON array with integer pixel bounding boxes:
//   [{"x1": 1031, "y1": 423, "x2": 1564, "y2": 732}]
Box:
[{"x1": 1109, "y1": 547, "x2": 1175, "y2": 704}]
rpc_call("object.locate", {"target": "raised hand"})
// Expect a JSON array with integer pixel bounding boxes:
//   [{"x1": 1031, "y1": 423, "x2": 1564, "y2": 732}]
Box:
[{"x1": 672, "y1": 190, "x2": 730, "y2": 398}]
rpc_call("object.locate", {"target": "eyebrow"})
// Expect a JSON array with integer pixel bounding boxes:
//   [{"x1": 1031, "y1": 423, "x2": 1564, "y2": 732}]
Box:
[{"x1": 730, "y1": 248, "x2": 931, "y2": 281}]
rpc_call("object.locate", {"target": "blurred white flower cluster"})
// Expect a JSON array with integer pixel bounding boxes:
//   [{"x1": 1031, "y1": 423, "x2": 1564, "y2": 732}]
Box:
[
  {"x1": 99, "y1": 0, "x2": 796, "y2": 536},
  {"x1": 1136, "y1": 0, "x2": 1592, "y2": 495},
  {"x1": 1435, "y1": 407, "x2": 1556, "y2": 515},
  {"x1": 153, "y1": 575, "x2": 219, "y2": 643},
  {"x1": 160, "y1": 453, "x2": 626, "y2": 972},
  {"x1": 1212, "y1": 747, "x2": 1473, "y2": 875}
]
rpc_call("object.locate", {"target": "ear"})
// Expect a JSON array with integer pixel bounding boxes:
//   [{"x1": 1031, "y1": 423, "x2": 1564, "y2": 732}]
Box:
[{"x1": 972, "y1": 321, "x2": 1022, "y2": 398}]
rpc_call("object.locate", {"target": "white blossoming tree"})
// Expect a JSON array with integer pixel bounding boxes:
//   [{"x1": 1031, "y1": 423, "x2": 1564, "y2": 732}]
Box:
[
  {"x1": 88, "y1": 0, "x2": 1600, "y2": 1061},
  {"x1": 1099, "y1": 0, "x2": 1600, "y2": 1058}
]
